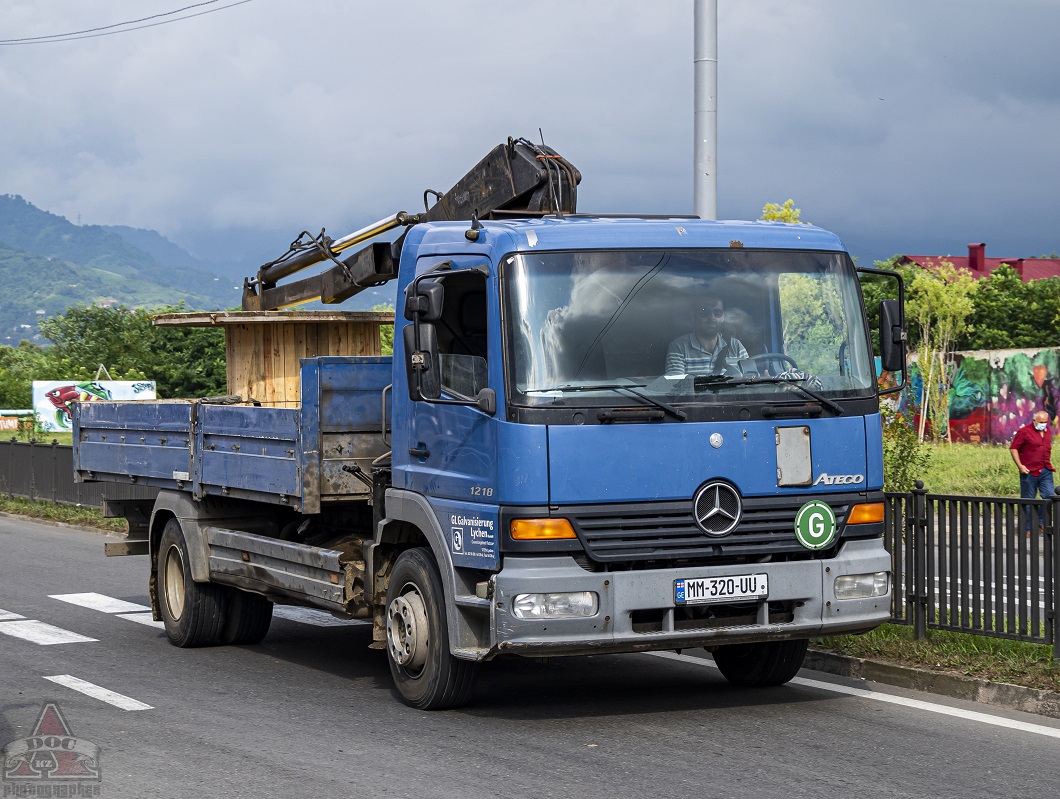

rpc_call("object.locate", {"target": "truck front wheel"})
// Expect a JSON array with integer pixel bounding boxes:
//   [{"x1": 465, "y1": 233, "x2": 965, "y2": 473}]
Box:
[
  {"x1": 158, "y1": 518, "x2": 226, "y2": 647},
  {"x1": 712, "y1": 639, "x2": 808, "y2": 687},
  {"x1": 385, "y1": 547, "x2": 478, "y2": 710}
]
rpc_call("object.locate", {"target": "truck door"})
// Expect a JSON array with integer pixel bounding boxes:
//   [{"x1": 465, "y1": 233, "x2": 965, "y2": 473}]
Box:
[{"x1": 403, "y1": 258, "x2": 499, "y2": 504}]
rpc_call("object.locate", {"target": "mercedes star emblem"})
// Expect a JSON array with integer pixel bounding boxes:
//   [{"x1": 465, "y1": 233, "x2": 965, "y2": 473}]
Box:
[{"x1": 692, "y1": 481, "x2": 742, "y2": 536}]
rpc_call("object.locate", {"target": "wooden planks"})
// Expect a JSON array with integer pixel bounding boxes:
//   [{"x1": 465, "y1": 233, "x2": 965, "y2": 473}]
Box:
[{"x1": 149, "y1": 311, "x2": 393, "y2": 406}]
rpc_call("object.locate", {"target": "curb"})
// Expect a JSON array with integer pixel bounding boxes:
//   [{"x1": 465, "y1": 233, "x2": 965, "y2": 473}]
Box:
[{"x1": 806, "y1": 649, "x2": 1060, "y2": 720}]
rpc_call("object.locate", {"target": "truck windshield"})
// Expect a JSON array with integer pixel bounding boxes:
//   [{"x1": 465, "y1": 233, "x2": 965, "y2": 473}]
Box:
[{"x1": 502, "y1": 248, "x2": 875, "y2": 408}]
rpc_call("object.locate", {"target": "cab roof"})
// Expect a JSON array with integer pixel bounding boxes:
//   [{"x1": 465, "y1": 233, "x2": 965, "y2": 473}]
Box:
[{"x1": 409, "y1": 215, "x2": 848, "y2": 257}]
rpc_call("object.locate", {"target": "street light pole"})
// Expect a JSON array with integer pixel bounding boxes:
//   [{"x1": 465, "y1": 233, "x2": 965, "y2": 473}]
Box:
[{"x1": 693, "y1": 0, "x2": 717, "y2": 220}]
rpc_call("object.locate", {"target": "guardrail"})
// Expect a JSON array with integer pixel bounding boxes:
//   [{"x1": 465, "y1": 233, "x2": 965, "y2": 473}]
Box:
[
  {"x1": 885, "y1": 482, "x2": 1059, "y2": 659},
  {"x1": 1, "y1": 439, "x2": 1056, "y2": 658},
  {"x1": 0, "y1": 439, "x2": 158, "y2": 508}
]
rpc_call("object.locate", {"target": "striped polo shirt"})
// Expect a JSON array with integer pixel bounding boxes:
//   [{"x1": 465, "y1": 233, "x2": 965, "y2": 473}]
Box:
[{"x1": 665, "y1": 333, "x2": 749, "y2": 377}]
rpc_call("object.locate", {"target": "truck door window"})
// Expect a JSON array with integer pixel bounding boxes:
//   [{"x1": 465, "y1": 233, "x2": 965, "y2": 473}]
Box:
[{"x1": 436, "y1": 271, "x2": 488, "y2": 399}]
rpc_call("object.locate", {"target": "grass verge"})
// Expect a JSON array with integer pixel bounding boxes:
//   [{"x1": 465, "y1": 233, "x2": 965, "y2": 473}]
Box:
[
  {"x1": 0, "y1": 495, "x2": 126, "y2": 533},
  {"x1": 813, "y1": 623, "x2": 1060, "y2": 693}
]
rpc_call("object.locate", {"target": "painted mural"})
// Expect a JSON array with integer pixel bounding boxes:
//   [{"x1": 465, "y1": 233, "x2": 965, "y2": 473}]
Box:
[{"x1": 889, "y1": 348, "x2": 1060, "y2": 443}]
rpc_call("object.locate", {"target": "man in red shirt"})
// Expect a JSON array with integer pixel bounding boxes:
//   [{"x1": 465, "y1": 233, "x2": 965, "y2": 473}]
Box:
[{"x1": 1010, "y1": 410, "x2": 1055, "y2": 534}]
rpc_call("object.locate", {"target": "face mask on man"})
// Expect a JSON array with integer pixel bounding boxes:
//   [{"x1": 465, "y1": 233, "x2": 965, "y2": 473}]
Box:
[{"x1": 1035, "y1": 421, "x2": 1048, "y2": 431}]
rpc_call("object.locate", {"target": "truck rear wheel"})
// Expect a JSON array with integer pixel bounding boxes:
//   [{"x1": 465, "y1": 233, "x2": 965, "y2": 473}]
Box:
[
  {"x1": 385, "y1": 547, "x2": 478, "y2": 710},
  {"x1": 712, "y1": 639, "x2": 808, "y2": 687},
  {"x1": 158, "y1": 518, "x2": 226, "y2": 647},
  {"x1": 219, "y1": 589, "x2": 273, "y2": 645}
]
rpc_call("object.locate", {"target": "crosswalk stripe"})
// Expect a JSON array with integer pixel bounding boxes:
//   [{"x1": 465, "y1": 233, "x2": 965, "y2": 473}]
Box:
[
  {"x1": 0, "y1": 609, "x2": 26, "y2": 621},
  {"x1": 115, "y1": 612, "x2": 165, "y2": 629},
  {"x1": 272, "y1": 606, "x2": 369, "y2": 627},
  {"x1": 0, "y1": 620, "x2": 97, "y2": 645},
  {"x1": 44, "y1": 675, "x2": 152, "y2": 711},
  {"x1": 49, "y1": 592, "x2": 151, "y2": 614},
  {"x1": 46, "y1": 592, "x2": 366, "y2": 631}
]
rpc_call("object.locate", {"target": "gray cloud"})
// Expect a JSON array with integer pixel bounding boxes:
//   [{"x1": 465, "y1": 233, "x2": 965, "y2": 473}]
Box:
[{"x1": 1, "y1": 0, "x2": 1057, "y2": 268}]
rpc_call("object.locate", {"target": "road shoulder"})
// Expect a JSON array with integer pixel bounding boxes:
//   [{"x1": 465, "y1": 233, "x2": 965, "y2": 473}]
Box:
[{"x1": 807, "y1": 649, "x2": 1060, "y2": 720}]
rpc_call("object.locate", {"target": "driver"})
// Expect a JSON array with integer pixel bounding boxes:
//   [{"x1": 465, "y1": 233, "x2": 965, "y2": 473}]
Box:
[{"x1": 665, "y1": 295, "x2": 749, "y2": 377}]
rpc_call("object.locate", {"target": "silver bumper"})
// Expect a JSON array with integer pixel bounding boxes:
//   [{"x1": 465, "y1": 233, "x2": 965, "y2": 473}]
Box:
[{"x1": 488, "y1": 537, "x2": 890, "y2": 658}]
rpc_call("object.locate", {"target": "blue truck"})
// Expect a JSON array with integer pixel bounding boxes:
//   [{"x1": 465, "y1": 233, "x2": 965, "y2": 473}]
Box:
[{"x1": 73, "y1": 138, "x2": 906, "y2": 709}]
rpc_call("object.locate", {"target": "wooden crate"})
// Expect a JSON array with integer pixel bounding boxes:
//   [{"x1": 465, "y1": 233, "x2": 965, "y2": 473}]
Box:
[{"x1": 152, "y1": 311, "x2": 394, "y2": 406}]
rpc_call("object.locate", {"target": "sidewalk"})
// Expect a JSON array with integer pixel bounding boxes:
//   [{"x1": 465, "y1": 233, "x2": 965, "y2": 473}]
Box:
[{"x1": 806, "y1": 649, "x2": 1060, "y2": 719}]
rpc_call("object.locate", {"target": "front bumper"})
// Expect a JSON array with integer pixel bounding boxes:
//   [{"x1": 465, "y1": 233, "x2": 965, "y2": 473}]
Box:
[{"x1": 488, "y1": 537, "x2": 890, "y2": 658}]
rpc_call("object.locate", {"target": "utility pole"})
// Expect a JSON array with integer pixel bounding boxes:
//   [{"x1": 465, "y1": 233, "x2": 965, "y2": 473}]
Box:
[{"x1": 693, "y1": 0, "x2": 718, "y2": 220}]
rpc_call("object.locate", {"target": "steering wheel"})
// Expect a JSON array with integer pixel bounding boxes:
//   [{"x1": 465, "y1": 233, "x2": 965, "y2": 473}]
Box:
[{"x1": 751, "y1": 352, "x2": 798, "y2": 375}]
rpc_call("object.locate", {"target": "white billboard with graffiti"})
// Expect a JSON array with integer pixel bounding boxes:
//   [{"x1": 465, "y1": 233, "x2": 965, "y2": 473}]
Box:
[{"x1": 32, "y1": 380, "x2": 157, "y2": 432}]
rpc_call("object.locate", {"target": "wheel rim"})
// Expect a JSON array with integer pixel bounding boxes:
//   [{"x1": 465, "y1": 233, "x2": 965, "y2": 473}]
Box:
[
  {"x1": 387, "y1": 584, "x2": 429, "y2": 674},
  {"x1": 162, "y1": 544, "x2": 186, "y2": 622}
]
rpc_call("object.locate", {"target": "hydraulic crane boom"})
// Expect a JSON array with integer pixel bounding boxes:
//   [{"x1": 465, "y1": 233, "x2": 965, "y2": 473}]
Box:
[{"x1": 241, "y1": 137, "x2": 580, "y2": 312}]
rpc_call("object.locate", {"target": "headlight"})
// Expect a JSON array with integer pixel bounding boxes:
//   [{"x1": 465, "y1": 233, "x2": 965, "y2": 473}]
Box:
[
  {"x1": 834, "y1": 571, "x2": 889, "y2": 599},
  {"x1": 512, "y1": 592, "x2": 598, "y2": 619}
]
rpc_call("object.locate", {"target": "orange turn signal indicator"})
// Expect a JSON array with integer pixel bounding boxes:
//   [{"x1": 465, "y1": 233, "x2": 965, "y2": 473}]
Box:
[
  {"x1": 847, "y1": 502, "x2": 885, "y2": 525},
  {"x1": 510, "y1": 518, "x2": 577, "y2": 540}
]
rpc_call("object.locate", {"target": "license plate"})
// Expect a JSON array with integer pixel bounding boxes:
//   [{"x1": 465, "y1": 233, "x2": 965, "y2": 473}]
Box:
[{"x1": 674, "y1": 573, "x2": 769, "y2": 605}]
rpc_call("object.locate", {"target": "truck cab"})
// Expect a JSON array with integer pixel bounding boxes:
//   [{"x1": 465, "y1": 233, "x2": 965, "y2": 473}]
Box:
[{"x1": 384, "y1": 215, "x2": 896, "y2": 703}]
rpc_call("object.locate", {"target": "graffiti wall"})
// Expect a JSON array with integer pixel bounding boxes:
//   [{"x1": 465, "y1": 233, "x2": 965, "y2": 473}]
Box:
[{"x1": 893, "y1": 349, "x2": 1060, "y2": 443}]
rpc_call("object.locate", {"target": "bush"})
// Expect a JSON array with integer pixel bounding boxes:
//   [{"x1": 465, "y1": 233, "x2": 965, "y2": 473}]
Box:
[{"x1": 882, "y1": 403, "x2": 931, "y2": 492}]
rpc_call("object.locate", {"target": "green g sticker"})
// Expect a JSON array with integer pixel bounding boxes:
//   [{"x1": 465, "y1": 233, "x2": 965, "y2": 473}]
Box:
[{"x1": 794, "y1": 501, "x2": 837, "y2": 550}]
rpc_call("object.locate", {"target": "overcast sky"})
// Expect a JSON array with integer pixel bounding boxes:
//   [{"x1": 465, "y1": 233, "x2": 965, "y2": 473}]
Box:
[{"x1": 2, "y1": 0, "x2": 1059, "y2": 271}]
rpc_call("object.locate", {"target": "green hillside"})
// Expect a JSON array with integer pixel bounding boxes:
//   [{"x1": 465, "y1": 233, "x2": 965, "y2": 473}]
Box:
[{"x1": 0, "y1": 194, "x2": 238, "y2": 340}]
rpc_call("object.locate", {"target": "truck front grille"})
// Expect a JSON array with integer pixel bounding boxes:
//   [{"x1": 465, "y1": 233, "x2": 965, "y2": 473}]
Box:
[{"x1": 566, "y1": 495, "x2": 854, "y2": 565}]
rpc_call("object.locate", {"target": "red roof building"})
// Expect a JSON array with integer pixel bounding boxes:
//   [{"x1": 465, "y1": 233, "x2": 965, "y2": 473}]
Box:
[{"x1": 897, "y1": 243, "x2": 1060, "y2": 282}]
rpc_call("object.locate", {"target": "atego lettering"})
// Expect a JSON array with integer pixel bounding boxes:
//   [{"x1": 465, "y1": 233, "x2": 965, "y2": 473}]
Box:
[{"x1": 812, "y1": 472, "x2": 865, "y2": 486}]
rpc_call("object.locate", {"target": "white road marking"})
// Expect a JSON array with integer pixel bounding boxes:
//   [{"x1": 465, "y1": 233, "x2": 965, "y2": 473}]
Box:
[
  {"x1": 0, "y1": 620, "x2": 97, "y2": 645},
  {"x1": 43, "y1": 675, "x2": 152, "y2": 711},
  {"x1": 649, "y1": 651, "x2": 1060, "y2": 740},
  {"x1": 272, "y1": 606, "x2": 369, "y2": 627},
  {"x1": 47, "y1": 592, "x2": 367, "y2": 631},
  {"x1": 50, "y1": 592, "x2": 151, "y2": 614},
  {"x1": 115, "y1": 612, "x2": 165, "y2": 629},
  {"x1": 0, "y1": 609, "x2": 26, "y2": 621}
]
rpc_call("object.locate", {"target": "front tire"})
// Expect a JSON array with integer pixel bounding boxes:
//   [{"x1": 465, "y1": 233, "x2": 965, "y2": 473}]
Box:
[
  {"x1": 385, "y1": 548, "x2": 478, "y2": 710},
  {"x1": 712, "y1": 639, "x2": 808, "y2": 687},
  {"x1": 157, "y1": 518, "x2": 226, "y2": 647}
]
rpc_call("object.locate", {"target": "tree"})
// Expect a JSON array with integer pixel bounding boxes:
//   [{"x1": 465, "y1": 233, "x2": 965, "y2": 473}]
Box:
[
  {"x1": 372, "y1": 303, "x2": 395, "y2": 356},
  {"x1": 0, "y1": 342, "x2": 51, "y2": 408},
  {"x1": 760, "y1": 199, "x2": 805, "y2": 224},
  {"x1": 957, "y1": 265, "x2": 1060, "y2": 350},
  {"x1": 35, "y1": 303, "x2": 225, "y2": 398},
  {"x1": 906, "y1": 261, "x2": 977, "y2": 442}
]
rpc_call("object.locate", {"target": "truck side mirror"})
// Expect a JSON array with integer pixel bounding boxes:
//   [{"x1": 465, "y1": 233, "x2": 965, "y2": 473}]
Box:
[
  {"x1": 403, "y1": 322, "x2": 441, "y2": 401},
  {"x1": 403, "y1": 280, "x2": 444, "y2": 322},
  {"x1": 879, "y1": 299, "x2": 906, "y2": 374}
]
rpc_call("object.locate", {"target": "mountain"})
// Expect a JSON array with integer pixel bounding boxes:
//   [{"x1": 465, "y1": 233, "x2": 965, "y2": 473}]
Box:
[
  {"x1": 0, "y1": 195, "x2": 240, "y2": 340},
  {"x1": 0, "y1": 194, "x2": 394, "y2": 342}
]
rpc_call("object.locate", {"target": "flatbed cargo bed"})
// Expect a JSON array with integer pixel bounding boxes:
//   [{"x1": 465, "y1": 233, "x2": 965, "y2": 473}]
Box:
[{"x1": 74, "y1": 356, "x2": 392, "y2": 513}]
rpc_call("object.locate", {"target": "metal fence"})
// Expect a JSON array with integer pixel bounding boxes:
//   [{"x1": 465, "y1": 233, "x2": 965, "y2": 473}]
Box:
[
  {"x1": 1, "y1": 439, "x2": 1056, "y2": 657},
  {"x1": 885, "y1": 483, "x2": 1059, "y2": 659},
  {"x1": 0, "y1": 439, "x2": 158, "y2": 508}
]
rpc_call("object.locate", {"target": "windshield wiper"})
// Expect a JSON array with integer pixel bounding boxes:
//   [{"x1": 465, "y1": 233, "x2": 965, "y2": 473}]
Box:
[
  {"x1": 693, "y1": 375, "x2": 844, "y2": 415},
  {"x1": 526, "y1": 382, "x2": 686, "y2": 421}
]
